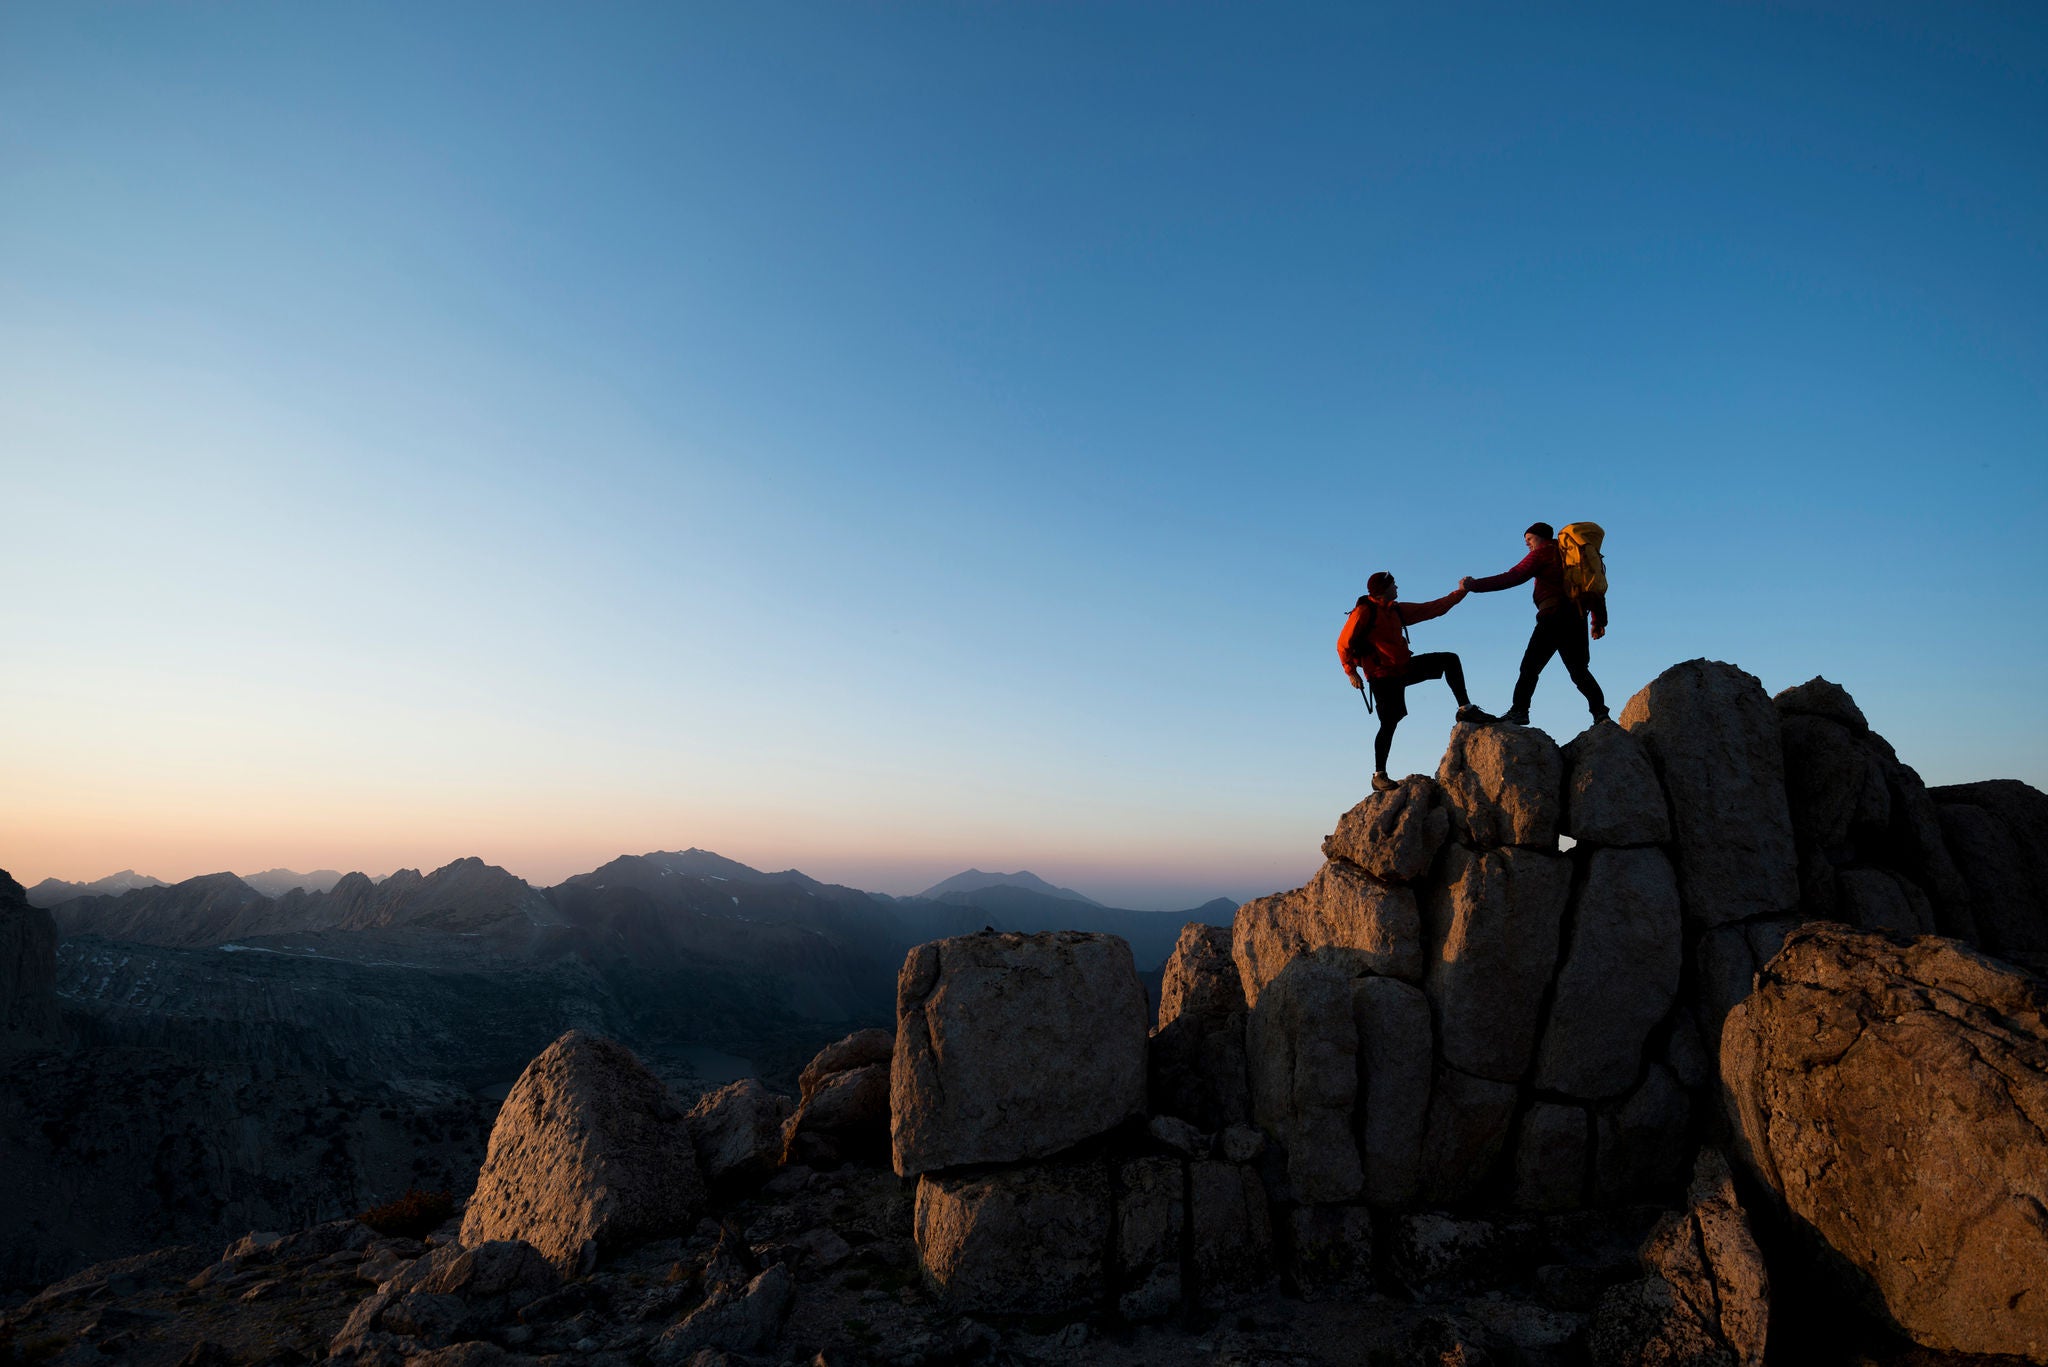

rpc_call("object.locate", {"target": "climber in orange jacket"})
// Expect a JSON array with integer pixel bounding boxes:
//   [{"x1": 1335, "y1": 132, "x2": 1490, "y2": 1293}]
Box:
[{"x1": 1339, "y1": 571, "x2": 1496, "y2": 792}]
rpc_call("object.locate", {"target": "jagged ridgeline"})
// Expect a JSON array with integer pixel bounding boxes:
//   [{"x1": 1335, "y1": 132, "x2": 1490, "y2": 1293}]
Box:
[{"x1": 4, "y1": 658, "x2": 2047, "y2": 1365}]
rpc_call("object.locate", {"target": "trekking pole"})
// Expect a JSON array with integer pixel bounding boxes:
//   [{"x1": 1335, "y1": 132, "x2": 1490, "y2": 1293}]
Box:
[{"x1": 1359, "y1": 684, "x2": 1374, "y2": 716}]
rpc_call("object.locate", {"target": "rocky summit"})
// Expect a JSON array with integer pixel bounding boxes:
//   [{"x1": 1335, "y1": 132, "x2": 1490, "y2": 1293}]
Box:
[{"x1": 4, "y1": 658, "x2": 2048, "y2": 1365}]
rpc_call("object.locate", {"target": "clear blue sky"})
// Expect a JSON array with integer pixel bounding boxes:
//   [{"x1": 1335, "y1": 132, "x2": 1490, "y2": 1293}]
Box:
[{"x1": 3, "y1": 3, "x2": 2043, "y2": 907}]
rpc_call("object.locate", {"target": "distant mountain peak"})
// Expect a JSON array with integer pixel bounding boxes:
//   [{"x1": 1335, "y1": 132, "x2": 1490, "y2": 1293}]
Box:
[
  {"x1": 915, "y1": 869, "x2": 1103, "y2": 906},
  {"x1": 24, "y1": 869, "x2": 169, "y2": 908},
  {"x1": 240, "y1": 868, "x2": 346, "y2": 898}
]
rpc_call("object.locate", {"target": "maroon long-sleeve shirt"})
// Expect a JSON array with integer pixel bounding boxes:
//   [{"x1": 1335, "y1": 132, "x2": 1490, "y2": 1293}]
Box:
[{"x1": 1468, "y1": 542, "x2": 1608, "y2": 629}]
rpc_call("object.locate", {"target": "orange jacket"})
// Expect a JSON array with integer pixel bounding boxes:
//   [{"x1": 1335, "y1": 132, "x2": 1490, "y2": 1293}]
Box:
[{"x1": 1338, "y1": 589, "x2": 1466, "y2": 680}]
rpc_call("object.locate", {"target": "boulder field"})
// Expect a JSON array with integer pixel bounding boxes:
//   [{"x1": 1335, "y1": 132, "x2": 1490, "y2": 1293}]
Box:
[{"x1": 4, "y1": 659, "x2": 2047, "y2": 1365}]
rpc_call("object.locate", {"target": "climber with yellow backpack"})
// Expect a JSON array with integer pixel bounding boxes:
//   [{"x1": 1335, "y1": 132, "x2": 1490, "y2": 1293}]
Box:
[{"x1": 1460, "y1": 521, "x2": 1611, "y2": 727}]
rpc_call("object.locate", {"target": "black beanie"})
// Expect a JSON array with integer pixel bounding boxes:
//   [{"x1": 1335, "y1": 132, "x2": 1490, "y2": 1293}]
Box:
[
  {"x1": 1367, "y1": 571, "x2": 1395, "y2": 597},
  {"x1": 1525, "y1": 522, "x2": 1555, "y2": 541}
]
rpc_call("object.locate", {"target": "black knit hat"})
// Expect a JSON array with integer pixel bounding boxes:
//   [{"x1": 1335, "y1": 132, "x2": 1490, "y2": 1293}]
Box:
[
  {"x1": 1525, "y1": 522, "x2": 1555, "y2": 541},
  {"x1": 1367, "y1": 571, "x2": 1396, "y2": 597}
]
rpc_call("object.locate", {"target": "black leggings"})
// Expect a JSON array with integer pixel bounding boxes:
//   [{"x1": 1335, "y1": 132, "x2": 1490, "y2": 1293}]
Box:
[
  {"x1": 1512, "y1": 612, "x2": 1606, "y2": 715},
  {"x1": 1369, "y1": 652, "x2": 1470, "y2": 773}
]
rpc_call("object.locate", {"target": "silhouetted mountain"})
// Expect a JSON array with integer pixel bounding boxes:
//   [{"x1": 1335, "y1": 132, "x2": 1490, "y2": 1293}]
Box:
[
  {"x1": 916, "y1": 869, "x2": 1102, "y2": 905},
  {"x1": 240, "y1": 867, "x2": 346, "y2": 898},
  {"x1": 49, "y1": 872, "x2": 273, "y2": 947},
  {"x1": 25, "y1": 869, "x2": 166, "y2": 908},
  {"x1": 548, "y1": 851, "x2": 932, "y2": 1024}
]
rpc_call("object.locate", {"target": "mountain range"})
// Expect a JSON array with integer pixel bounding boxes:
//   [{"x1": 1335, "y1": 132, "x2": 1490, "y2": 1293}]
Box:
[
  {"x1": 35, "y1": 851, "x2": 1236, "y2": 1101},
  {"x1": 3, "y1": 852, "x2": 1237, "y2": 1292}
]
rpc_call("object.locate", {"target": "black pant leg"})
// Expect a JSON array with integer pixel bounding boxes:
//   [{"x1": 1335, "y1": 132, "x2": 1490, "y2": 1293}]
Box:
[
  {"x1": 1368, "y1": 676, "x2": 1407, "y2": 773},
  {"x1": 1512, "y1": 622, "x2": 1559, "y2": 712},
  {"x1": 1556, "y1": 613, "x2": 1606, "y2": 714},
  {"x1": 1405, "y1": 651, "x2": 1470, "y2": 708}
]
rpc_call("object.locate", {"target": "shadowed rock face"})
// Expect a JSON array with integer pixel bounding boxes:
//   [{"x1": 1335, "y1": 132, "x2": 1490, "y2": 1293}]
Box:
[
  {"x1": 1535, "y1": 847, "x2": 1683, "y2": 1099},
  {"x1": 1352, "y1": 975, "x2": 1432, "y2": 1208},
  {"x1": 890, "y1": 930, "x2": 1147, "y2": 1177},
  {"x1": 1933, "y1": 778, "x2": 2048, "y2": 958},
  {"x1": 1775, "y1": 676, "x2": 1975, "y2": 942},
  {"x1": 1246, "y1": 957, "x2": 1361, "y2": 1203},
  {"x1": 913, "y1": 1156, "x2": 1109, "y2": 1316},
  {"x1": 1149, "y1": 923, "x2": 1250, "y2": 1131},
  {"x1": 1424, "y1": 845, "x2": 1571, "y2": 1084},
  {"x1": 781, "y1": 1028, "x2": 893, "y2": 1169},
  {"x1": 687, "y1": 1077, "x2": 790, "y2": 1191},
  {"x1": 460, "y1": 1030, "x2": 705, "y2": 1275},
  {"x1": 0, "y1": 1045, "x2": 491, "y2": 1293},
  {"x1": 1590, "y1": 1149, "x2": 1768, "y2": 1367},
  {"x1": 0, "y1": 869, "x2": 62, "y2": 1048},
  {"x1": 1721, "y1": 924, "x2": 2048, "y2": 1361}
]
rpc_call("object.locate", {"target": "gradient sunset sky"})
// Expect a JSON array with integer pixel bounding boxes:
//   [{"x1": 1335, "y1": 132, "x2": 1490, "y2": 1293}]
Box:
[{"x1": 4, "y1": 4, "x2": 2044, "y2": 907}]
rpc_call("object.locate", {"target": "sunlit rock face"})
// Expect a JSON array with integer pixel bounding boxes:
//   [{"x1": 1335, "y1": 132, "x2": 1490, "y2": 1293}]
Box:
[
  {"x1": 1722, "y1": 923, "x2": 2048, "y2": 1361},
  {"x1": 890, "y1": 929, "x2": 1147, "y2": 1178},
  {"x1": 461, "y1": 1030, "x2": 705, "y2": 1275}
]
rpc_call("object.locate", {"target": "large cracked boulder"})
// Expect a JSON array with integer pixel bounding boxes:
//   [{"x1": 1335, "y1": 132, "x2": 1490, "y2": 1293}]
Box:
[
  {"x1": 1933, "y1": 779, "x2": 2048, "y2": 958},
  {"x1": 913, "y1": 1156, "x2": 1109, "y2": 1315},
  {"x1": 1535, "y1": 847, "x2": 1683, "y2": 1099},
  {"x1": 1322, "y1": 777, "x2": 1452, "y2": 883},
  {"x1": 1561, "y1": 722, "x2": 1671, "y2": 847},
  {"x1": 1620, "y1": 660, "x2": 1798, "y2": 929},
  {"x1": 1149, "y1": 923, "x2": 1250, "y2": 1130},
  {"x1": 1721, "y1": 924, "x2": 2048, "y2": 1361},
  {"x1": 1424, "y1": 845, "x2": 1572, "y2": 1082},
  {"x1": 1437, "y1": 724, "x2": 1564, "y2": 849},
  {"x1": 1247, "y1": 957, "x2": 1362, "y2": 1203},
  {"x1": 460, "y1": 1031, "x2": 704, "y2": 1275},
  {"x1": 1232, "y1": 860, "x2": 1423, "y2": 1009},
  {"x1": 1589, "y1": 1149, "x2": 1768, "y2": 1367},
  {"x1": 892, "y1": 930, "x2": 1147, "y2": 1177}
]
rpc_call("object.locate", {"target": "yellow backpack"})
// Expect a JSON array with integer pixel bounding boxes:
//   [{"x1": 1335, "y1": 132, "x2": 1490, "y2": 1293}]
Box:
[{"x1": 1559, "y1": 522, "x2": 1607, "y2": 601}]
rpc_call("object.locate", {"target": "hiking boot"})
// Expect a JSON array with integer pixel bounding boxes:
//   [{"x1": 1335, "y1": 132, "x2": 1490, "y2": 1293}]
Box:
[
  {"x1": 1499, "y1": 707, "x2": 1530, "y2": 726},
  {"x1": 1455, "y1": 705, "x2": 1497, "y2": 725},
  {"x1": 1371, "y1": 772, "x2": 1399, "y2": 793}
]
